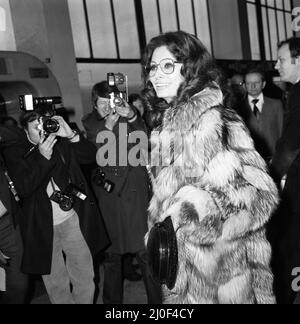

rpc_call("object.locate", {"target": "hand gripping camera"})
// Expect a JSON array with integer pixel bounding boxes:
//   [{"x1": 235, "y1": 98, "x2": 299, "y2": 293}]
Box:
[{"x1": 107, "y1": 73, "x2": 128, "y2": 111}]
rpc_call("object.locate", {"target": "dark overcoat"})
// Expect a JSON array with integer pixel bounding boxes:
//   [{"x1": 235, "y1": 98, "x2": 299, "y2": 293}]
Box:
[
  {"x1": 272, "y1": 81, "x2": 300, "y2": 210},
  {"x1": 82, "y1": 110, "x2": 150, "y2": 254},
  {"x1": 0, "y1": 126, "x2": 27, "y2": 227},
  {"x1": 270, "y1": 81, "x2": 300, "y2": 302},
  {"x1": 3, "y1": 131, "x2": 110, "y2": 274},
  {"x1": 0, "y1": 157, "x2": 18, "y2": 225}
]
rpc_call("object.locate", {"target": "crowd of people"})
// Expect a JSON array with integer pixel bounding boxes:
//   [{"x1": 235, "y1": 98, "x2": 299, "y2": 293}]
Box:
[{"x1": 1, "y1": 32, "x2": 300, "y2": 304}]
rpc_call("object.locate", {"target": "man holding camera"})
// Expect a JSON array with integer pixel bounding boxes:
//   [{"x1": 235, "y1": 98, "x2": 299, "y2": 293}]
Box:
[
  {"x1": 2, "y1": 109, "x2": 109, "y2": 304},
  {"x1": 82, "y1": 80, "x2": 161, "y2": 304}
]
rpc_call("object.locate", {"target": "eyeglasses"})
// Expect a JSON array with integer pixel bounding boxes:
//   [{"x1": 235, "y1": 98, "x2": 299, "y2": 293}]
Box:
[{"x1": 146, "y1": 58, "x2": 182, "y2": 77}]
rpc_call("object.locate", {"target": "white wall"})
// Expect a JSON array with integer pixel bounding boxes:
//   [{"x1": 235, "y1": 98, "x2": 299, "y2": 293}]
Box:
[
  {"x1": 0, "y1": 0, "x2": 16, "y2": 50},
  {"x1": 8, "y1": 0, "x2": 84, "y2": 128},
  {"x1": 209, "y1": 0, "x2": 243, "y2": 59},
  {"x1": 41, "y1": 0, "x2": 83, "y2": 127},
  {"x1": 9, "y1": 0, "x2": 50, "y2": 59}
]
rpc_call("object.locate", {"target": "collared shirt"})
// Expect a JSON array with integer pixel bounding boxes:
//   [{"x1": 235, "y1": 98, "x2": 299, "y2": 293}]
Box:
[{"x1": 248, "y1": 93, "x2": 264, "y2": 113}]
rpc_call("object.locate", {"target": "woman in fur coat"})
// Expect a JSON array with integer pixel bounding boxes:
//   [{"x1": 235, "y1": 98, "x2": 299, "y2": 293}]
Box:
[{"x1": 142, "y1": 31, "x2": 278, "y2": 304}]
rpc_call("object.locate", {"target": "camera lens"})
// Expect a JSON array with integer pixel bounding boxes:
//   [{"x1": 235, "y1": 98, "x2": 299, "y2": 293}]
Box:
[
  {"x1": 113, "y1": 97, "x2": 123, "y2": 107},
  {"x1": 59, "y1": 195, "x2": 74, "y2": 212},
  {"x1": 43, "y1": 119, "x2": 60, "y2": 134}
]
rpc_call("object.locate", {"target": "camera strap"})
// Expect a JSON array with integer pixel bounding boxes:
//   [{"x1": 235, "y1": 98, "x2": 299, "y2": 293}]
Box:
[
  {"x1": 54, "y1": 147, "x2": 73, "y2": 186},
  {"x1": 3, "y1": 169, "x2": 20, "y2": 203},
  {"x1": 54, "y1": 147, "x2": 87, "y2": 201},
  {"x1": 49, "y1": 177, "x2": 70, "y2": 193},
  {"x1": 57, "y1": 148, "x2": 66, "y2": 166},
  {"x1": 50, "y1": 178, "x2": 59, "y2": 193}
]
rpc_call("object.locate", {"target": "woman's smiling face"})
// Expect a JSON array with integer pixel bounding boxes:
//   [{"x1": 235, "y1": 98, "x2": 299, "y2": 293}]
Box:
[{"x1": 149, "y1": 46, "x2": 185, "y2": 103}]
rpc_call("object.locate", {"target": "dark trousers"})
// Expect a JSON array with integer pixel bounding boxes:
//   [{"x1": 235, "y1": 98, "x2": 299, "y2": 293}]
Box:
[
  {"x1": 123, "y1": 253, "x2": 137, "y2": 276},
  {"x1": 270, "y1": 207, "x2": 300, "y2": 304},
  {"x1": 103, "y1": 250, "x2": 162, "y2": 304},
  {"x1": 0, "y1": 216, "x2": 29, "y2": 304}
]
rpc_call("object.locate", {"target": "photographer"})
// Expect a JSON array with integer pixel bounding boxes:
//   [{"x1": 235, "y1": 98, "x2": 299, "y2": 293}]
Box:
[
  {"x1": 2, "y1": 109, "x2": 109, "y2": 304},
  {"x1": 82, "y1": 81, "x2": 161, "y2": 304},
  {"x1": 0, "y1": 129, "x2": 29, "y2": 303}
]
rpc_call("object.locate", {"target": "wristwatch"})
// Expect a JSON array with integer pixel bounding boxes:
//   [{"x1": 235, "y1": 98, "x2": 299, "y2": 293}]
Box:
[{"x1": 67, "y1": 130, "x2": 79, "y2": 140}]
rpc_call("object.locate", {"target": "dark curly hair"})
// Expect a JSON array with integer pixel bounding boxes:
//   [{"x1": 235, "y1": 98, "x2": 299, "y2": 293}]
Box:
[{"x1": 141, "y1": 31, "x2": 227, "y2": 129}]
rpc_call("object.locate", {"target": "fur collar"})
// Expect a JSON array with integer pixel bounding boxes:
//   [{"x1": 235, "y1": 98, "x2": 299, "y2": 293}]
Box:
[{"x1": 162, "y1": 87, "x2": 223, "y2": 132}]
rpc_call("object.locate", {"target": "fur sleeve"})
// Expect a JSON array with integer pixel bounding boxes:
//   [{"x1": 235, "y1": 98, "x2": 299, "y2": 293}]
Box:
[
  {"x1": 190, "y1": 107, "x2": 279, "y2": 239},
  {"x1": 245, "y1": 230, "x2": 276, "y2": 304}
]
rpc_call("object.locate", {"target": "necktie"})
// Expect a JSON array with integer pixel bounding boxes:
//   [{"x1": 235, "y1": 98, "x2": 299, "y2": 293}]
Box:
[{"x1": 252, "y1": 99, "x2": 259, "y2": 118}]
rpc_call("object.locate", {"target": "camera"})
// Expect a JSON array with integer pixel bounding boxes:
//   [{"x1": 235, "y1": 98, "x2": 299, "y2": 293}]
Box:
[
  {"x1": 41, "y1": 116, "x2": 60, "y2": 134},
  {"x1": 19, "y1": 94, "x2": 63, "y2": 135},
  {"x1": 64, "y1": 183, "x2": 87, "y2": 201},
  {"x1": 19, "y1": 95, "x2": 62, "y2": 112},
  {"x1": 92, "y1": 168, "x2": 115, "y2": 193},
  {"x1": 107, "y1": 73, "x2": 128, "y2": 111},
  {"x1": 50, "y1": 190, "x2": 74, "y2": 212},
  {"x1": 50, "y1": 184, "x2": 87, "y2": 212}
]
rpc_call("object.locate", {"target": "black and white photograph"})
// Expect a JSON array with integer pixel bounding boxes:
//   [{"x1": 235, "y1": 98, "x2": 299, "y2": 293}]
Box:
[{"x1": 1, "y1": 0, "x2": 300, "y2": 307}]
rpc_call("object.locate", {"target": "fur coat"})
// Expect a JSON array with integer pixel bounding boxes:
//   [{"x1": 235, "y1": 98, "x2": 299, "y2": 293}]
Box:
[{"x1": 146, "y1": 87, "x2": 278, "y2": 304}]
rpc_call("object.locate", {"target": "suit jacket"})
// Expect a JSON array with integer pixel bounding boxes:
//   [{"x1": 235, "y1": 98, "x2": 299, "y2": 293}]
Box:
[
  {"x1": 237, "y1": 96, "x2": 284, "y2": 161},
  {"x1": 269, "y1": 82, "x2": 300, "y2": 305}
]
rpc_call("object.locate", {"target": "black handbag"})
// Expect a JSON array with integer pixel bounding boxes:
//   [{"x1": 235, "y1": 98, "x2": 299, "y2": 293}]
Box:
[{"x1": 147, "y1": 216, "x2": 178, "y2": 290}]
